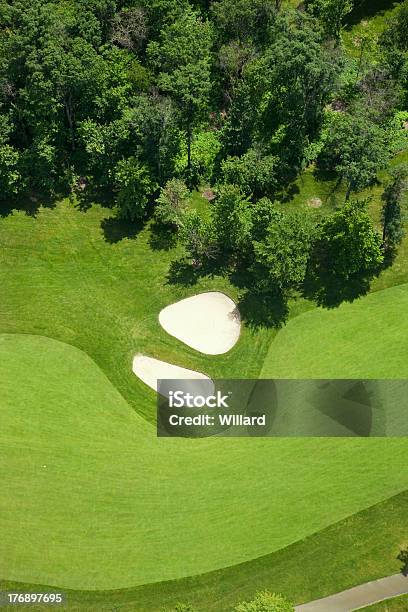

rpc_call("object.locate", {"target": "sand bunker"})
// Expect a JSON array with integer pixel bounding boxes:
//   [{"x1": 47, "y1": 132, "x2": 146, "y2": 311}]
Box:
[
  {"x1": 159, "y1": 292, "x2": 241, "y2": 355},
  {"x1": 132, "y1": 354, "x2": 213, "y2": 395}
]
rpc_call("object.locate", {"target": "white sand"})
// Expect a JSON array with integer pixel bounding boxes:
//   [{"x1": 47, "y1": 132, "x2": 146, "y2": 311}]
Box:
[
  {"x1": 132, "y1": 354, "x2": 213, "y2": 395},
  {"x1": 159, "y1": 292, "x2": 241, "y2": 355}
]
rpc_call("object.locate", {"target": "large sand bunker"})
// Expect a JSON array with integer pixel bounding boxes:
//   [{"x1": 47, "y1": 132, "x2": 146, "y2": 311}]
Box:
[
  {"x1": 159, "y1": 292, "x2": 241, "y2": 355},
  {"x1": 132, "y1": 354, "x2": 213, "y2": 395}
]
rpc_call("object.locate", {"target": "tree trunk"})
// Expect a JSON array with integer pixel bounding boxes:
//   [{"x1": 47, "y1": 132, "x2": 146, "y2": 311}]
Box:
[
  {"x1": 345, "y1": 181, "x2": 353, "y2": 201},
  {"x1": 382, "y1": 211, "x2": 387, "y2": 243},
  {"x1": 187, "y1": 120, "x2": 192, "y2": 174},
  {"x1": 65, "y1": 92, "x2": 75, "y2": 151},
  {"x1": 356, "y1": 40, "x2": 366, "y2": 84}
]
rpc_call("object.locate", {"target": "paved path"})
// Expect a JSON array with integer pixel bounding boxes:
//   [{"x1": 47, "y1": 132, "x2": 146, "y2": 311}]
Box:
[{"x1": 295, "y1": 573, "x2": 408, "y2": 611}]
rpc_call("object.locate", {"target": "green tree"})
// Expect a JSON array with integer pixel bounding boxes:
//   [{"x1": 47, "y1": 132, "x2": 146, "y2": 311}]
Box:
[
  {"x1": 307, "y1": 199, "x2": 384, "y2": 306},
  {"x1": 218, "y1": 40, "x2": 255, "y2": 104},
  {"x1": 111, "y1": 7, "x2": 148, "y2": 52},
  {"x1": 212, "y1": 184, "x2": 253, "y2": 256},
  {"x1": 318, "y1": 113, "x2": 389, "y2": 200},
  {"x1": 124, "y1": 95, "x2": 182, "y2": 185},
  {"x1": 306, "y1": 0, "x2": 353, "y2": 40},
  {"x1": 0, "y1": 117, "x2": 22, "y2": 199},
  {"x1": 319, "y1": 199, "x2": 383, "y2": 278},
  {"x1": 114, "y1": 157, "x2": 155, "y2": 220},
  {"x1": 155, "y1": 178, "x2": 190, "y2": 227},
  {"x1": 381, "y1": 0, "x2": 408, "y2": 90},
  {"x1": 147, "y1": 8, "x2": 213, "y2": 177},
  {"x1": 249, "y1": 197, "x2": 277, "y2": 241},
  {"x1": 179, "y1": 210, "x2": 218, "y2": 265},
  {"x1": 398, "y1": 547, "x2": 408, "y2": 576},
  {"x1": 234, "y1": 590, "x2": 294, "y2": 611},
  {"x1": 223, "y1": 11, "x2": 341, "y2": 177},
  {"x1": 78, "y1": 94, "x2": 181, "y2": 196},
  {"x1": 0, "y1": 0, "x2": 135, "y2": 195},
  {"x1": 211, "y1": 0, "x2": 276, "y2": 45},
  {"x1": 252, "y1": 209, "x2": 315, "y2": 291},
  {"x1": 221, "y1": 149, "x2": 278, "y2": 198},
  {"x1": 381, "y1": 164, "x2": 408, "y2": 250}
]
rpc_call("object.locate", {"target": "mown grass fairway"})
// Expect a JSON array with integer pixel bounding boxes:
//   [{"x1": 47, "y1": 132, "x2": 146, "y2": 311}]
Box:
[
  {"x1": 1, "y1": 489, "x2": 407, "y2": 611},
  {"x1": 1, "y1": 132, "x2": 408, "y2": 605},
  {"x1": 1, "y1": 332, "x2": 408, "y2": 590},
  {"x1": 262, "y1": 283, "x2": 408, "y2": 379},
  {"x1": 1, "y1": 0, "x2": 408, "y2": 609},
  {"x1": 0, "y1": 201, "x2": 273, "y2": 423}
]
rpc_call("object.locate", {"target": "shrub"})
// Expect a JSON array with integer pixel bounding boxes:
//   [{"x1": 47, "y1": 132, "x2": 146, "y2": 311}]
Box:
[
  {"x1": 179, "y1": 210, "x2": 218, "y2": 265},
  {"x1": 175, "y1": 130, "x2": 222, "y2": 183},
  {"x1": 220, "y1": 149, "x2": 278, "y2": 198},
  {"x1": 155, "y1": 178, "x2": 190, "y2": 227},
  {"x1": 234, "y1": 590, "x2": 294, "y2": 611},
  {"x1": 114, "y1": 157, "x2": 155, "y2": 220}
]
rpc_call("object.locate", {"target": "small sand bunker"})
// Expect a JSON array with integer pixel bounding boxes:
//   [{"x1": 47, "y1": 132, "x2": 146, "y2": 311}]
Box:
[
  {"x1": 159, "y1": 292, "x2": 241, "y2": 355},
  {"x1": 132, "y1": 354, "x2": 213, "y2": 395}
]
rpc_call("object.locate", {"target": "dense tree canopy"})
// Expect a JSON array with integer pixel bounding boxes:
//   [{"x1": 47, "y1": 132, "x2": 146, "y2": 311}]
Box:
[{"x1": 0, "y1": 0, "x2": 407, "y2": 317}]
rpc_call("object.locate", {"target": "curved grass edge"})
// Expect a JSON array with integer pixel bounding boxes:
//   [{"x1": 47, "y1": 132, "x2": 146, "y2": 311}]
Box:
[{"x1": 1, "y1": 489, "x2": 407, "y2": 611}]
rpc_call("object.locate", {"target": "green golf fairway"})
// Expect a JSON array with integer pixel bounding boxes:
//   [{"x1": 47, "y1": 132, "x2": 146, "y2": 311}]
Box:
[
  {"x1": 1, "y1": 333, "x2": 408, "y2": 590},
  {"x1": 262, "y1": 283, "x2": 408, "y2": 379}
]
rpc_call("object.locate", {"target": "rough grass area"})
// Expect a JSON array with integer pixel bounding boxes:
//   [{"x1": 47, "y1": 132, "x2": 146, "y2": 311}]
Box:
[{"x1": 343, "y1": 0, "x2": 405, "y2": 58}]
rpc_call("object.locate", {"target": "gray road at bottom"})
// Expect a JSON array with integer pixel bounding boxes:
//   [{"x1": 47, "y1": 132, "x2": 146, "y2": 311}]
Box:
[{"x1": 295, "y1": 573, "x2": 408, "y2": 611}]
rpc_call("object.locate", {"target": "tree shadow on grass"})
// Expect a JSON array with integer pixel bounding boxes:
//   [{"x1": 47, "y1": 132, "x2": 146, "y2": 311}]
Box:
[
  {"x1": 166, "y1": 259, "x2": 200, "y2": 287},
  {"x1": 101, "y1": 216, "x2": 144, "y2": 244},
  {"x1": 75, "y1": 183, "x2": 115, "y2": 212},
  {"x1": 278, "y1": 182, "x2": 300, "y2": 204},
  {"x1": 0, "y1": 192, "x2": 56, "y2": 218},
  {"x1": 166, "y1": 256, "x2": 226, "y2": 288},
  {"x1": 237, "y1": 289, "x2": 289, "y2": 330},
  {"x1": 345, "y1": 0, "x2": 404, "y2": 28},
  {"x1": 229, "y1": 266, "x2": 289, "y2": 329},
  {"x1": 148, "y1": 221, "x2": 178, "y2": 251},
  {"x1": 303, "y1": 268, "x2": 377, "y2": 308}
]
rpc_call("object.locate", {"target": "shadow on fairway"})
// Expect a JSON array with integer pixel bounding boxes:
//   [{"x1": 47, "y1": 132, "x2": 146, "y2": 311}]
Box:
[
  {"x1": 345, "y1": 0, "x2": 404, "y2": 27},
  {"x1": 166, "y1": 257, "x2": 225, "y2": 287},
  {"x1": 237, "y1": 290, "x2": 289, "y2": 330},
  {"x1": 0, "y1": 192, "x2": 56, "y2": 218},
  {"x1": 303, "y1": 271, "x2": 374, "y2": 308},
  {"x1": 101, "y1": 216, "x2": 144, "y2": 243},
  {"x1": 148, "y1": 221, "x2": 178, "y2": 251}
]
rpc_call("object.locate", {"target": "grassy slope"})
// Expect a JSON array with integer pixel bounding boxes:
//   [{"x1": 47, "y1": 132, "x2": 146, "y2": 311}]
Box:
[
  {"x1": 1, "y1": 488, "x2": 407, "y2": 611},
  {"x1": 1, "y1": 332, "x2": 408, "y2": 594},
  {"x1": 0, "y1": 200, "x2": 274, "y2": 424}
]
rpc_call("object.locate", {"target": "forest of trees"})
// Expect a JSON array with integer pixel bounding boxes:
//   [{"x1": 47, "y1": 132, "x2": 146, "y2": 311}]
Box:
[{"x1": 1, "y1": 0, "x2": 408, "y2": 319}]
